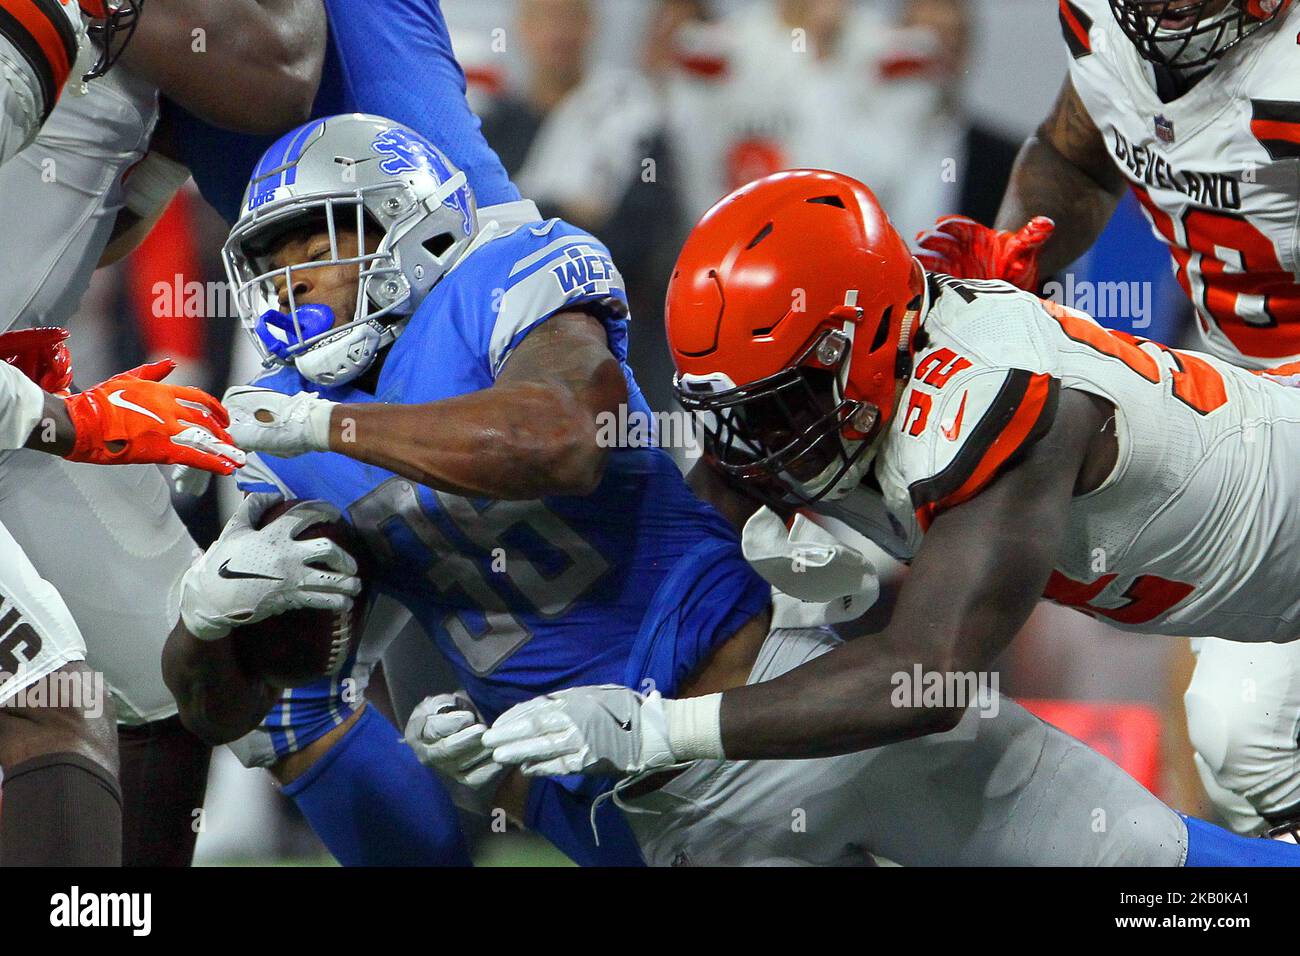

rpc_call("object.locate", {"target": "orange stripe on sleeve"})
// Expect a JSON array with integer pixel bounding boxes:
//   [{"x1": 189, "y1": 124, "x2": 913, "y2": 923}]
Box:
[
  {"x1": 912, "y1": 371, "x2": 1059, "y2": 531},
  {"x1": 9, "y1": 0, "x2": 72, "y2": 93},
  {"x1": 1250, "y1": 119, "x2": 1300, "y2": 148}
]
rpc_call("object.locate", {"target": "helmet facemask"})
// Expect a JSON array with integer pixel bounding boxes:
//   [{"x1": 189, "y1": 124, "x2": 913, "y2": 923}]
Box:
[
  {"x1": 677, "y1": 330, "x2": 883, "y2": 508},
  {"x1": 1108, "y1": 0, "x2": 1286, "y2": 71},
  {"x1": 82, "y1": 0, "x2": 144, "y2": 81},
  {"x1": 224, "y1": 172, "x2": 472, "y2": 387}
]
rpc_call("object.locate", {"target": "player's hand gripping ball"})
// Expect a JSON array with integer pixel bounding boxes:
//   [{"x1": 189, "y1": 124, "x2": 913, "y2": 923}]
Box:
[{"x1": 180, "y1": 496, "x2": 371, "y2": 687}]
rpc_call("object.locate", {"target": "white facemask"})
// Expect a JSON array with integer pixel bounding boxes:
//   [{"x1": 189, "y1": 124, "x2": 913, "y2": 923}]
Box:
[{"x1": 1151, "y1": 3, "x2": 1239, "y2": 68}]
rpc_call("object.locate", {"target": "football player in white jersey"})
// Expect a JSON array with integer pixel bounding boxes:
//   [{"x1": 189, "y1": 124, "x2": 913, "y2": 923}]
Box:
[
  {"x1": 477, "y1": 170, "x2": 1300, "y2": 866},
  {"x1": 0, "y1": 1, "x2": 137, "y2": 167},
  {"x1": 913, "y1": 0, "x2": 1300, "y2": 839},
  {"x1": 0, "y1": 0, "x2": 326, "y2": 866},
  {"x1": 0, "y1": 325, "x2": 239, "y2": 866}
]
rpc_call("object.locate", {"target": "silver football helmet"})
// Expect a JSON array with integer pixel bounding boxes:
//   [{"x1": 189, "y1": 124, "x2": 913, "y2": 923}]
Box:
[{"x1": 223, "y1": 113, "x2": 479, "y2": 386}]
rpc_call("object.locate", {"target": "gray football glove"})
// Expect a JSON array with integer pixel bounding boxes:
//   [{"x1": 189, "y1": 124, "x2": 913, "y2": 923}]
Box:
[{"x1": 482, "y1": 685, "x2": 677, "y2": 778}]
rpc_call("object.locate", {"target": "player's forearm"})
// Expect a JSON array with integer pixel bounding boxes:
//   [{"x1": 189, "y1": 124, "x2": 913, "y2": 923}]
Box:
[
  {"x1": 996, "y1": 133, "x2": 1124, "y2": 277},
  {"x1": 19, "y1": 394, "x2": 73, "y2": 456},
  {"x1": 717, "y1": 629, "x2": 967, "y2": 759},
  {"x1": 123, "y1": 0, "x2": 326, "y2": 132},
  {"x1": 162, "y1": 620, "x2": 278, "y2": 744},
  {"x1": 332, "y1": 383, "x2": 609, "y2": 500},
  {"x1": 713, "y1": 414, "x2": 1087, "y2": 762}
]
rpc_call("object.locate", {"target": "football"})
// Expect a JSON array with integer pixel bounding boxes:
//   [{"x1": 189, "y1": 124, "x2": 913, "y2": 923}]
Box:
[{"x1": 230, "y1": 498, "x2": 372, "y2": 689}]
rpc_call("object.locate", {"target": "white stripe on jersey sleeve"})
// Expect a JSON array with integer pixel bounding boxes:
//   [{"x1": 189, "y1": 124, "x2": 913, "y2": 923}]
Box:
[{"x1": 489, "y1": 238, "x2": 627, "y2": 375}]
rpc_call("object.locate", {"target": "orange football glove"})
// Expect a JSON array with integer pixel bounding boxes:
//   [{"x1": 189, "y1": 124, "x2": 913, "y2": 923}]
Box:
[
  {"x1": 914, "y1": 215, "x2": 1055, "y2": 291},
  {"x1": 0, "y1": 327, "x2": 73, "y2": 394},
  {"x1": 64, "y1": 360, "x2": 246, "y2": 474}
]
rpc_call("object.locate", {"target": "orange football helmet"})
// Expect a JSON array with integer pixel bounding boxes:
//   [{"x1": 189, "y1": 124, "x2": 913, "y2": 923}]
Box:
[{"x1": 668, "y1": 169, "x2": 925, "y2": 504}]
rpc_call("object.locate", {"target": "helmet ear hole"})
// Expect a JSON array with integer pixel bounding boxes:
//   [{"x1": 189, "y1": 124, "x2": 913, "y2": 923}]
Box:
[
  {"x1": 868, "y1": 307, "x2": 893, "y2": 353},
  {"x1": 424, "y1": 233, "x2": 455, "y2": 258}
]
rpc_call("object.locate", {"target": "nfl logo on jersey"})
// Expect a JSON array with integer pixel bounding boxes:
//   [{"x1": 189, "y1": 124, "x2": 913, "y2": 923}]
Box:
[{"x1": 1154, "y1": 114, "x2": 1175, "y2": 144}]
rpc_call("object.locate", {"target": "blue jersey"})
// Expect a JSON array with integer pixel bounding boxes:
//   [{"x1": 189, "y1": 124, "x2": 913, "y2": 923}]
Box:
[
  {"x1": 237, "y1": 216, "x2": 770, "y2": 724},
  {"x1": 167, "y1": 0, "x2": 519, "y2": 223}
]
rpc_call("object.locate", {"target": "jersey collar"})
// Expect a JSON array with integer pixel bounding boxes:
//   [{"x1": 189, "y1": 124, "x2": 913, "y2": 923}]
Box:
[{"x1": 447, "y1": 199, "x2": 544, "y2": 276}]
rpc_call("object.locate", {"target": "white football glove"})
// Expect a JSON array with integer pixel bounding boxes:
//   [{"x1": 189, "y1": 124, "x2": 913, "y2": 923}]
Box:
[
  {"x1": 405, "y1": 692, "x2": 505, "y2": 791},
  {"x1": 179, "y1": 494, "x2": 362, "y2": 641},
  {"x1": 170, "y1": 463, "x2": 212, "y2": 498},
  {"x1": 482, "y1": 685, "x2": 684, "y2": 778},
  {"x1": 224, "y1": 386, "x2": 336, "y2": 458}
]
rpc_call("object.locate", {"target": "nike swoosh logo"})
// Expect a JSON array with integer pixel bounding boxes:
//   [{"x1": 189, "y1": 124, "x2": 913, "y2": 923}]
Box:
[
  {"x1": 600, "y1": 700, "x2": 634, "y2": 733},
  {"x1": 218, "y1": 559, "x2": 282, "y2": 582},
  {"x1": 107, "y1": 388, "x2": 165, "y2": 424},
  {"x1": 942, "y1": 392, "x2": 969, "y2": 442}
]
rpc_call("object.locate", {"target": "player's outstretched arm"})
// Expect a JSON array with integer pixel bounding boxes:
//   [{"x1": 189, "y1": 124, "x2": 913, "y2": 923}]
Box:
[
  {"x1": 342, "y1": 311, "x2": 625, "y2": 498},
  {"x1": 994, "y1": 76, "x2": 1126, "y2": 277},
  {"x1": 484, "y1": 389, "x2": 1109, "y2": 776},
  {"x1": 228, "y1": 311, "x2": 628, "y2": 500},
  {"x1": 715, "y1": 388, "x2": 1105, "y2": 759},
  {"x1": 3, "y1": 329, "x2": 243, "y2": 471},
  {"x1": 122, "y1": 0, "x2": 327, "y2": 133},
  {"x1": 35, "y1": 362, "x2": 244, "y2": 473}
]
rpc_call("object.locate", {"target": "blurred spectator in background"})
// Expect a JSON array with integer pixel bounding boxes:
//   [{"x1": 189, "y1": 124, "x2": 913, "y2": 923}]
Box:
[
  {"x1": 658, "y1": 0, "x2": 950, "y2": 236},
  {"x1": 897, "y1": 0, "x2": 1021, "y2": 229},
  {"x1": 118, "y1": 187, "x2": 240, "y2": 547},
  {"x1": 471, "y1": 0, "x2": 1033, "y2": 416},
  {"x1": 479, "y1": 0, "x2": 685, "y2": 412}
]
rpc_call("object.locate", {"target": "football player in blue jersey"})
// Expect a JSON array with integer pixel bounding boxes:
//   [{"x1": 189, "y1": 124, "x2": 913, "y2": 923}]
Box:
[
  {"x1": 161, "y1": 112, "x2": 1274, "y2": 867},
  {"x1": 147, "y1": 0, "x2": 596, "y2": 866},
  {"x1": 165, "y1": 112, "x2": 767, "y2": 866}
]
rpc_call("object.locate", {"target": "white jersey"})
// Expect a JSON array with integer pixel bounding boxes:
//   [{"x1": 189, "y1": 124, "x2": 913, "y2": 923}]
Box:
[
  {"x1": 0, "y1": 359, "x2": 43, "y2": 449},
  {"x1": 1064, "y1": 0, "x2": 1300, "y2": 368},
  {"x1": 0, "y1": 63, "x2": 157, "y2": 331},
  {"x1": 663, "y1": 5, "x2": 945, "y2": 231},
  {"x1": 834, "y1": 274, "x2": 1300, "y2": 643},
  {"x1": 0, "y1": 59, "x2": 187, "y2": 725}
]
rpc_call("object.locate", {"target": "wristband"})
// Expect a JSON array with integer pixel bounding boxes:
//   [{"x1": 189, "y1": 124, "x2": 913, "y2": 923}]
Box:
[
  {"x1": 663, "y1": 693, "x2": 726, "y2": 761},
  {"x1": 306, "y1": 399, "x2": 335, "y2": 452}
]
